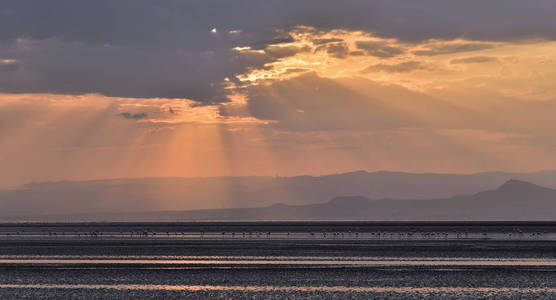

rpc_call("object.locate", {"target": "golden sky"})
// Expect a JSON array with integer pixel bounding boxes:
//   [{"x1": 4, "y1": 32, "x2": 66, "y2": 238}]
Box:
[{"x1": 2, "y1": 2, "x2": 556, "y2": 187}]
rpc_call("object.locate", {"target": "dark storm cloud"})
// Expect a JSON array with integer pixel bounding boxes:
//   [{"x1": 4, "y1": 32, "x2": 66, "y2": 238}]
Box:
[
  {"x1": 362, "y1": 61, "x2": 426, "y2": 73},
  {"x1": 355, "y1": 41, "x2": 404, "y2": 58},
  {"x1": 4, "y1": 0, "x2": 556, "y2": 45},
  {"x1": 0, "y1": 38, "x2": 266, "y2": 102},
  {"x1": 1, "y1": 0, "x2": 555, "y2": 101},
  {"x1": 120, "y1": 112, "x2": 148, "y2": 120},
  {"x1": 450, "y1": 56, "x2": 498, "y2": 64}
]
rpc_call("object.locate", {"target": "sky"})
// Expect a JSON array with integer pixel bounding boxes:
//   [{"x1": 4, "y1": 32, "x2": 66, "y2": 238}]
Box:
[{"x1": 2, "y1": 0, "x2": 556, "y2": 188}]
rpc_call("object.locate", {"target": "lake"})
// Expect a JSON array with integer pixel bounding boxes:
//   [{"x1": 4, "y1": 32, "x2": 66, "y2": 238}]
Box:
[{"x1": 1, "y1": 221, "x2": 556, "y2": 299}]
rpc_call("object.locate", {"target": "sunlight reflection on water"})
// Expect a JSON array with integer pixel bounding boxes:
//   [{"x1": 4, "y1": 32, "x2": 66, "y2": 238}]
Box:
[
  {"x1": 1, "y1": 283, "x2": 556, "y2": 295},
  {"x1": 2, "y1": 257, "x2": 556, "y2": 266}
]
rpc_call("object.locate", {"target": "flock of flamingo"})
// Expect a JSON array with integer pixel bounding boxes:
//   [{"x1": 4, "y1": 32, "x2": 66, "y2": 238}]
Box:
[{"x1": 0, "y1": 229, "x2": 549, "y2": 241}]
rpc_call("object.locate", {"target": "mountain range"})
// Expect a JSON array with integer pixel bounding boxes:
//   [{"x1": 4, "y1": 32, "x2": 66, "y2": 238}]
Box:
[
  {"x1": 3, "y1": 179, "x2": 556, "y2": 221},
  {"x1": 5, "y1": 170, "x2": 556, "y2": 216}
]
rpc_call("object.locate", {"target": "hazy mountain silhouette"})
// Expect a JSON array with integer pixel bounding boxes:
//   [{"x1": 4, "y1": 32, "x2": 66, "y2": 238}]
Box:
[
  {"x1": 4, "y1": 170, "x2": 556, "y2": 217},
  {"x1": 6, "y1": 179, "x2": 556, "y2": 221},
  {"x1": 150, "y1": 180, "x2": 556, "y2": 221}
]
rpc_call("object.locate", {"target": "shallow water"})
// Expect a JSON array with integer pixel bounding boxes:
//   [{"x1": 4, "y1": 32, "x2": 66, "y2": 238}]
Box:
[
  {"x1": 3, "y1": 283, "x2": 556, "y2": 293},
  {"x1": 3, "y1": 223, "x2": 556, "y2": 299},
  {"x1": 2, "y1": 283, "x2": 556, "y2": 299},
  {"x1": 2, "y1": 256, "x2": 556, "y2": 267},
  {"x1": 2, "y1": 254, "x2": 556, "y2": 298}
]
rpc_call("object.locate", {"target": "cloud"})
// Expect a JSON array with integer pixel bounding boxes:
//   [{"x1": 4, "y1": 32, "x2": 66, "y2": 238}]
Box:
[
  {"x1": 265, "y1": 45, "x2": 310, "y2": 59},
  {"x1": 414, "y1": 42, "x2": 495, "y2": 56},
  {"x1": 4, "y1": 1, "x2": 556, "y2": 46},
  {"x1": 316, "y1": 42, "x2": 350, "y2": 59},
  {"x1": 312, "y1": 38, "x2": 344, "y2": 45},
  {"x1": 284, "y1": 68, "x2": 310, "y2": 74},
  {"x1": 349, "y1": 51, "x2": 365, "y2": 56},
  {"x1": 450, "y1": 56, "x2": 498, "y2": 64},
  {"x1": 246, "y1": 73, "x2": 405, "y2": 130},
  {"x1": 1, "y1": 0, "x2": 556, "y2": 103},
  {"x1": 0, "y1": 38, "x2": 270, "y2": 103},
  {"x1": 355, "y1": 41, "x2": 404, "y2": 58},
  {"x1": 362, "y1": 61, "x2": 426, "y2": 73},
  {"x1": 120, "y1": 112, "x2": 148, "y2": 120},
  {"x1": 0, "y1": 59, "x2": 18, "y2": 72},
  {"x1": 245, "y1": 72, "x2": 486, "y2": 131},
  {"x1": 250, "y1": 36, "x2": 295, "y2": 50}
]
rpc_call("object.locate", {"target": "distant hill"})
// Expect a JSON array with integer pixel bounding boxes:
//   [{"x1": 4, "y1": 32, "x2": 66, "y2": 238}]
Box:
[
  {"x1": 6, "y1": 180, "x2": 556, "y2": 221},
  {"x1": 4, "y1": 170, "x2": 556, "y2": 217}
]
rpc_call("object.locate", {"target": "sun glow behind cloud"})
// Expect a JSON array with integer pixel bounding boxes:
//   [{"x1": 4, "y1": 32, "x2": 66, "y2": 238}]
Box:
[
  {"x1": 232, "y1": 26, "x2": 556, "y2": 103},
  {"x1": 0, "y1": 93, "x2": 272, "y2": 186},
  {"x1": 4, "y1": 15, "x2": 556, "y2": 188}
]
